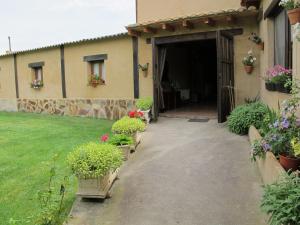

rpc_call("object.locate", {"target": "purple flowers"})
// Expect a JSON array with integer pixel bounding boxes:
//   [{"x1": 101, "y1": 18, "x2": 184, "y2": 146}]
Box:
[
  {"x1": 262, "y1": 142, "x2": 271, "y2": 152},
  {"x1": 281, "y1": 118, "x2": 290, "y2": 129}
]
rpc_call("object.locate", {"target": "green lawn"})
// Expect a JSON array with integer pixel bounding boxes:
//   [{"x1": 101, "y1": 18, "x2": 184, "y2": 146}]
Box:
[{"x1": 0, "y1": 112, "x2": 113, "y2": 225}]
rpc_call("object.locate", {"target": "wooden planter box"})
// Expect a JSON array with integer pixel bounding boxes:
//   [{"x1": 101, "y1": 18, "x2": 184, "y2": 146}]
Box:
[
  {"x1": 132, "y1": 131, "x2": 143, "y2": 148},
  {"x1": 141, "y1": 110, "x2": 151, "y2": 124},
  {"x1": 118, "y1": 145, "x2": 132, "y2": 160},
  {"x1": 77, "y1": 169, "x2": 119, "y2": 199},
  {"x1": 248, "y1": 126, "x2": 286, "y2": 185}
]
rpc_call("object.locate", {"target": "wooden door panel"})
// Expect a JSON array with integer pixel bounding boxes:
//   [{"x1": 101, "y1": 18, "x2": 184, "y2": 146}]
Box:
[{"x1": 217, "y1": 30, "x2": 235, "y2": 123}]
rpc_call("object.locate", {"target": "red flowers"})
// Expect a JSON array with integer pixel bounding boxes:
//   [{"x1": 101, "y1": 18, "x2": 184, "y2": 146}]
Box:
[
  {"x1": 128, "y1": 110, "x2": 144, "y2": 118},
  {"x1": 100, "y1": 134, "x2": 109, "y2": 142}
]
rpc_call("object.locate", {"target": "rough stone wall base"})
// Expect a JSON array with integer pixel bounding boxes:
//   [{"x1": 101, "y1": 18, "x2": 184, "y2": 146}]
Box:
[
  {"x1": 0, "y1": 99, "x2": 18, "y2": 112},
  {"x1": 17, "y1": 99, "x2": 136, "y2": 120}
]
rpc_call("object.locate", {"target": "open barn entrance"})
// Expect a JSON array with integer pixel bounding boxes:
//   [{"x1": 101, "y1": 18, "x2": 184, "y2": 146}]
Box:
[
  {"x1": 152, "y1": 31, "x2": 235, "y2": 123},
  {"x1": 159, "y1": 40, "x2": 217, "y2": 120}
]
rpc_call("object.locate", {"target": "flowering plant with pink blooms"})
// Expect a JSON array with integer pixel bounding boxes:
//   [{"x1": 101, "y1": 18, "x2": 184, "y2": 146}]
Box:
[{"x1": 265, "y1": 65, "x2": 292, "y2": 82}]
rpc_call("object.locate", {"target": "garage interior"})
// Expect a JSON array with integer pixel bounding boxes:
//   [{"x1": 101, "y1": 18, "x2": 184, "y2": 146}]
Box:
[{"x1": 159, "y1": 39, "x2": 218, "y2": 119}]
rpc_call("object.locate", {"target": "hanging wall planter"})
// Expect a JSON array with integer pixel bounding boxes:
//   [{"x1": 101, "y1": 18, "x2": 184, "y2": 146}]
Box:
[
  {"x1": 249, "y1": 33, "x2": 264, "y2": 51},
  {"x1": 241, "y1": 0, "x2": 260, "y2": 9},
  {"x1": 279, "y1": 1, "x2": 300, "y2": 25},
  {"x1": 287, "y1": 8, "x2": 300, "y2": 25},
  {"x1": 242, "y1": 50, "x2": 256, "y2": 74},
  {"x1": 244, "y1": 65, "x2": 254, "y2": 74}
]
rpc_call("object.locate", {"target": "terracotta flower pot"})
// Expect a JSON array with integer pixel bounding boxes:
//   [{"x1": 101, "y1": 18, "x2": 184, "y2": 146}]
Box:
[
  {"x1": 279, "y1": 153, "x2": 300, "y2": 171},
  {"x1": 244, "y1": 65, "x2": 254, "y2": 74},
  {"x1": 287, "y1": 8, "x2": 300, "y2": 25},
  {"x1": 257, "y1": 42, "x2": 264, "y2": 51}
]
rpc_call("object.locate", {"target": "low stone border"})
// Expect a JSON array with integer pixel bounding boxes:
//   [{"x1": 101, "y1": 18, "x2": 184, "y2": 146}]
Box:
[{"x1": 248, "y1": 126, "x2": 286, "y2": 185}]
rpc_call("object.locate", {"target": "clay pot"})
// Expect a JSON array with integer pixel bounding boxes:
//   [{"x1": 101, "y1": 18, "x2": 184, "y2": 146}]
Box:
[
  {"x1": 257, "y1": 42, "x2": 264, "y2": 51},
  {"x1": 279, "y1": 153, "x2": 300, "y2": 171},
  {"x1": 244, "y1": 65, "x2": 254, "y2": 74},
  {"x1": 287, "y1": 8, "x2": 300, "y2": 25}
]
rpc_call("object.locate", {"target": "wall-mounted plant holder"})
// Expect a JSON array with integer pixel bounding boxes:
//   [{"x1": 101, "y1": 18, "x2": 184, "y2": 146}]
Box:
[
  {"x1": 257, "y1": 42, "x2": 264, "y2": 51},
  {"x1": 249, "y1": 32, "x2": 264, "y2": 51},
  {"x1": 138, "y1": 63, "x2": 149, "y2": 77}
]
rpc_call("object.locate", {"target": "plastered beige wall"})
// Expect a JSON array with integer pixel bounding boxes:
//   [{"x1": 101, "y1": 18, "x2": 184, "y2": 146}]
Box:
[
  {"x1": 258, "y1": 0, "x2": 300, "y2": 109},
  {"x1": 17, "y1": 48, "x2": 62, "y2": 99},
  {"x1": 138, "y1": 18, "x2": 261, "y2": 105},
  {"x1": 0, "y1": 56, "x2": 16, "y2": 98},
  {"x1": 137, "y1": 0, "x2": 241, "y2": 23},
  {"x1": 64, "y1": 37, "x2": 134, "y2": 99}
]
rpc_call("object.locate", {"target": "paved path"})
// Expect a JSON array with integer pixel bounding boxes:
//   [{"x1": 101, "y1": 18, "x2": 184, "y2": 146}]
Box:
[{"x1": 67, "y1": 118, "x2": 267, "y2": 225}]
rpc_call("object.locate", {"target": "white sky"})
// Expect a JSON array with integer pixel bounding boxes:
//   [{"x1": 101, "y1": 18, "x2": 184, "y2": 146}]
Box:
[{"x1": 0, "y1": 0, "x2": 135, "y2": 54}]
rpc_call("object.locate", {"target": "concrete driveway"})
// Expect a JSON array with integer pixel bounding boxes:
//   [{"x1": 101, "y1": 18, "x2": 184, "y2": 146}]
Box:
[{"x1": 67, "y1": 118, "x2": 267, "y2": 225}]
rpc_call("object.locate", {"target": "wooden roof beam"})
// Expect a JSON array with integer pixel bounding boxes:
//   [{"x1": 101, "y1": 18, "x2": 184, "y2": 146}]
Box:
[
  {"x1": 127, "y1": 29, "x2": 141, "y2": 37},
  {"x1": 143, "y1": 26, "x2": 157, "y2": 34},
  {"x1": 162, "y1": 23, "x2": 175, "y2": 32},
  {"x1": 204, "y1": 18, "x2": 216, "y2": 26},
  {"x1": 182, "y1": 20, "x2": 194, "y2": 29}
]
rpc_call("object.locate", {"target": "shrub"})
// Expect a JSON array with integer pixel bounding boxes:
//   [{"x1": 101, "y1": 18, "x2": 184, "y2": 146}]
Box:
[
  {"x1": 108, "y1": 134, "x2": 134, "y2": 146},
  {"x1": 136, "y1": 97, "x2": 153, "y2": 111},
  {"x1": 228, "y1": 102, "x2": 268, "y2": 135},
  {"x1": 67, "y1": 142, "x2": 123, "y2": 179},
  {"x1": 112, "y1": 116, "x2": 146, "y2": 135},
  {"x1": 261, "y1": 173, "x2": 300, "y2": 225}
]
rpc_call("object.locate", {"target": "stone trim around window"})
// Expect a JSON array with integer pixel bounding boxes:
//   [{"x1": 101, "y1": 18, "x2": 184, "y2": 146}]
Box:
[
  {"x1": 28, "y1": 61, "x2": 45, "y2": 68},
  {"x1": 83, "y1": 54, "x2": 108, "y2": 62}
]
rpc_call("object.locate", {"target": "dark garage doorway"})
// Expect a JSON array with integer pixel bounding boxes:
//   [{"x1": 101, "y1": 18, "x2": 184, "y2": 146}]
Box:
[
  {"x1": 159, "y1": 40, "x2": 218, "y2": 119},
  {"x1": 152, "y1": 31, "x2": 236, "y2": 123}
]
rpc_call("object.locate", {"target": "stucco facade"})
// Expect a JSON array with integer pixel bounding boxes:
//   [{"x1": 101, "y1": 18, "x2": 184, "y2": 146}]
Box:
[
  {"x1": 136, "y1": 0, "x2": 241, "y2": 23},
  {"x1": 0, "y1": 0, "x2": 299, "y2": 120}
]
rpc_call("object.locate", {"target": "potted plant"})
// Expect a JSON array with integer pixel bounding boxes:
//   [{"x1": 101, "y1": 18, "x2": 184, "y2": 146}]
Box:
[
  {"x1": 88, "y1": 74, "x2": 104, "y2": 87},
  {"x1": 252, "y1": 81, "x2": 300, "y2": 171},
  {"x1": 67, "y1": 142, "x2": 123, "y2": 198},
  {"x1": 279, "y1": 0, "x2": 300, "y2": 25},
  {"x1": 269, "y1": 65, "x2": 292, "y2": 93},
  {"x1": 249, "y1": 32, "x2": 264, "y2": 50},
  {"x1": 261, "y1": 173, "x2": 300, "y2": 225},
  {"x1": 136, "y1": 97, "x2": 153, "y2": 124},
  {"x1": 30, "y1": 79, "x2": 44, "y2": 89},
  {"x1": 242, "y1": 50, "x2": 256, "y2": 74},
  {"x1": 279, "y1": 137, "x2": 300, "y2": 171},
  {"x1": 100, "y1": 134, "x2": 134, "y2": 160},
  {"x1": 265, "y1": 65, "x2": 292, "y2": 93},
  {"x1": 112, "y1": 116, "x2": 146, "y2": 147},
  {"x1": 241, "y1": 0, "x2": 261, "y2": 9}
]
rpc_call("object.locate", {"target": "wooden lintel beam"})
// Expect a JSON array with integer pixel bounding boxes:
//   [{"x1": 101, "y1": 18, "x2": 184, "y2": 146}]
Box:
[
  {"x1": 226, "y1": 15, "x2": 236, "y2": 23},
  {"x1": 127, "y1": 29, "x2": 141, "y2": 37},
  {"x1": 182, "y1": 20, "x2": 194, "y2": 29},
  {"x1": 143, "y1": 26, "x2": 157, "y2": 34},
  {"x1": 204, "y1": 18, "x2": 215, "y2": 26},
  {"x1": 162, "y1": 23, "x2": 175, "y2": 32}
]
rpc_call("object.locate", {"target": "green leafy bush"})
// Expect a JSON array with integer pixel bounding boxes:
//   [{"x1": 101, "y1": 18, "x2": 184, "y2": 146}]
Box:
[
  {"x1": 67, "y1": 142, "x2": 123, "y2": 179},
  {"x1": 108, "y1": 134, "x2": 134, "y2": 146},
  {"x1": 136, "y1": 97, "x2": 153, "y2": 111},
  {"x1": 261, "y1": 173, "x2": 300, "y2": 225},
  {"x1": 228, "y1": 102, "x2": 268, "y2": 135},
  {"x1": 112, "y1": 116, "x2": 146, "y2": 135}
]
